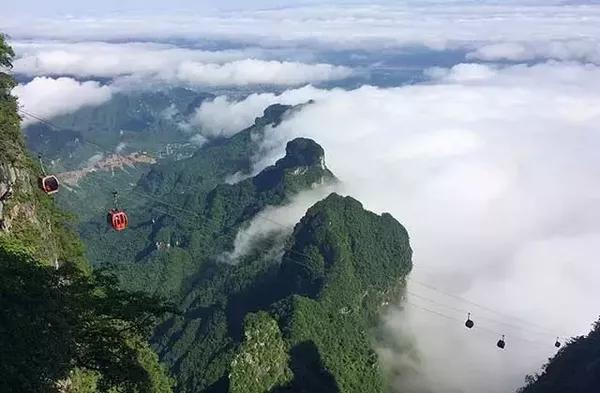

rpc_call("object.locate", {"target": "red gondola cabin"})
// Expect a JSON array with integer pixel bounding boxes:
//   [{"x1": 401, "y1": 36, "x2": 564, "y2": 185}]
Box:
[
  {"x1": 38, "y1": 175, "x2": 60, "y2": 195},
  {"x1": 107, "y1": 209, "x2": 128, "y2": 231}
]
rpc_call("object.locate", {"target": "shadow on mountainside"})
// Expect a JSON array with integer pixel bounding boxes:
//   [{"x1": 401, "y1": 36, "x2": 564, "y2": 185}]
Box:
[{"x1": 270, "y1": 341, "x2": 340, "y2": 393}]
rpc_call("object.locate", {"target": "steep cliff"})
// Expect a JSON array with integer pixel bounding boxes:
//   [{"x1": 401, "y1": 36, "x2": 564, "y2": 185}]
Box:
[
  {"x1": 0, "y1": 35, "x2": 85, "y2": 270},
  {"x1": 0, "y1": 34, "x2": 174, "y2": 393}
]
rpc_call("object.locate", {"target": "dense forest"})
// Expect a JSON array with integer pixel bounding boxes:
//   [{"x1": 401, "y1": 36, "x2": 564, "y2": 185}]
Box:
[{"x1": 150, "y1": 193, "x2": 412, "y2": 392}]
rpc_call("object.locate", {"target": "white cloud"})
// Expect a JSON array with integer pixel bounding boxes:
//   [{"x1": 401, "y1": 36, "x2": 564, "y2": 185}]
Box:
[
  {"x1": 12, "y1": 77, "x2": 113, "y2": 125},
  {"x1": 175, "y1": 59, "x2": 351, "y2": 87},
  {"x1": 219, "y1": 184, "x2": 337, "y2": 264},
  {"x1": 4, "y1": 3, "x2": 600, "y2": 62},
  {"x1": 468, "y1": 40, "x2": 600, "y2": 63},
  {"x1": 425, "y1": 63, "x2": 498, "y2": 82},
  {"x1": 189, "y1": 85, "x2": 330, "y2": 138},
  {"x1": 200, "y1": 61, "x2": 600, "y2": 392},
  {"x1": 11, "y1": 41, "x2": 351, "y2": 87},
  {"x1": 11, "y1": 40, "x2": 267, "y2": 78},
  {"x1": 189, "y1": 134, "x2": 208, "y2": 147}
]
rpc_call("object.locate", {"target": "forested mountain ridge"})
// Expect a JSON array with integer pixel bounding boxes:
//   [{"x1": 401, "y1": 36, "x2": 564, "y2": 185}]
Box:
[
  {"x1": 81, "y1": 131, "x2": 337, "y2": 392},
  {"x1": 138, "y1": 103, "x2": 296, "y2": 200},
  {"x1": 518, "y1": 319, "x2": 600, "y2": 393},
  {"x1": 25, "y1": 87, "x2": 213, "y2": 171},
  {"x1": 1, "y1": 34, "x2": 174, "y2": 393},
  {"x1": 79, "y1": 107, "x2": 331, "y2": 300},
  {"x1": 270, "y1": 194, "x2": 413, "y2": 393},
  {"x1": 154, "y1": 193, "x2": 412, "y2": 393},
  {"x1": 55, "y1": 81, "x2": 414, "y2": 392}
]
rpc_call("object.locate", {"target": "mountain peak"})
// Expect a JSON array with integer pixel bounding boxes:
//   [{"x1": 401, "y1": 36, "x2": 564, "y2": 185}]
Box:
[
  {"x1": 251, "y1": 137, "x2": 334, "y2": 194},
  {"x1": 276, "y1": 137, "x2": 326, "y2": 170},
  {"x1": 254, "y1": 104, "x2": 292, "y2": 128},
  {"x1": 280, "y1": 192, "x2": 412, "y2": 298}
]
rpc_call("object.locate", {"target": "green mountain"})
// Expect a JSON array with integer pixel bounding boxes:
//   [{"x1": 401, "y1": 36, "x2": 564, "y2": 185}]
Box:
[
  {"x1": 23, "y1": 86, "x2": 216, "y2": 229},
  {"x1": 1, "y1": 34, "x2": 174, "y2": 393},
  {"x1": 152, "y1": 193, "x2": 412, "y2": 393},
  {"x1": 24, "y1": 87, "x2": 214, "y2": 171},
  {"x1": 75, "y1": 103, "x2": 312, "y2": 292},
  {"x1": 56, "y1": 87, "x2": 413, "y2": 393},
  {"x1": 80, "y1": 134, "x2": 335, "y2": 296},
  {"x1": 272, "y1": 193, "x2": 412, "y2": 393},
  {"x1": 139, "y1": 103, "x2": 294, "y2": 199},
  {"x1": 518, "y1": 319, "x2": 600, "y2": 393}
]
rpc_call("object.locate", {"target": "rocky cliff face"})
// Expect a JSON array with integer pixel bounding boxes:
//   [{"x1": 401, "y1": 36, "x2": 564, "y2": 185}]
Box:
[
  {"x1": 0, "y1": 143, "x2": 62, "y2": 265},
  {"x1": 0, "y1": 161, "x2": 18, "y2": 229},
  {"x1": 0, "y1": 99, "x2": 85, "y2": 269}
]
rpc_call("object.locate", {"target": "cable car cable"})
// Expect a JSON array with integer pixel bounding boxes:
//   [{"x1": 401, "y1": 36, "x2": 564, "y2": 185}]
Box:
[{"x1": 19, "y1": 108, "x2": 572, "y2": 345}]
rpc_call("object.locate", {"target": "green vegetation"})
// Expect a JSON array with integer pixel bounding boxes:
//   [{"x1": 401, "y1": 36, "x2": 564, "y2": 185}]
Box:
[
  {"x1": 138, "y1": 103, "x2": 294, "y2": 200},
  {"x1": 518, "y1": 319, "x2": 600, "y2": 393},
  {"x1": 0, "y1": 240, "x2": 175, "y2": 393},
  {"x1": 59, "y1": 86, "x2": 411, "y2": 392},
  {"x1": 271, "y1": 194, "x2": 412, "y2": 393},
  {"x1": 79, "y1": 132, "x2": 333, "y2": 299},
  {"x1": 229, "y1": 312, "x2": 292, "y2": 393},
  {"x1": 0, "y1": 33, "x2": 21, "y2": 162},
  {"x1": 0, "y1": 35, "x2": 174, "y2": 393},
  {"x1": 25, "y1": 88, "x2": 213, "y2": 171},
  {"x1": 151, "y1": 193, "x2": 411, "y2": 393},
  {"x1": 0, "y1": 33, "x2": 86, "y2": 269}
]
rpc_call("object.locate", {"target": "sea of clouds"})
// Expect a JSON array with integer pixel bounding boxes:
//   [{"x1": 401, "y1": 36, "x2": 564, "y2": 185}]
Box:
[
  {"x1": 210, "y1": 61, "x2": 600, "y2": 392},
  {"x1": 7, "y1": 1, "x2": 600, "y2": 122},
  {"x1": 3, "y1": 1, "x2": 600, "y2": 392}
]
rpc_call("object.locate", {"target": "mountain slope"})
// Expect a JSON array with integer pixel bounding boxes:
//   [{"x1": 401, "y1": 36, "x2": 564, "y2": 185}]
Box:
[
  {"x1": 1, "y1": 34, "x2": 174, "y2": 393},
  {"x1": 153, "y1": 193, "x2": 412, "y2": 393},
  {"x1": 518, "y1": 319, "x2": 600, "y2": 393},
  {"x1": 51, "y1": 84, "x2": 413, "y2": 392},
  {"x1": 270, "y1": 193, "x2": 413, "y2": 393},
  {"x1": 24, "y1": 88, "x2": 213, "y2": 171},
  {"x1": 139, "y1": 103, "x2": 295, "y2": 201},
  {"x1": 80, "y1": 121, "x2": 332, "y2": 301}
]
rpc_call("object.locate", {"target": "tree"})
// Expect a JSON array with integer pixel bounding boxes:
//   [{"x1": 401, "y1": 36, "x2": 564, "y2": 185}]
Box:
[
  {"x1": 0, "y1": 241, "x2": 175, "y2": 393},
  {"x1": 229, "y1": 312, "x2": 292, "y2": 393},
  {"x1": 0, "y1": 33, "x2": 13, "y2": 69},
  {"x1": 0, "y1": 33, "x2": 15, "y2": 92}
]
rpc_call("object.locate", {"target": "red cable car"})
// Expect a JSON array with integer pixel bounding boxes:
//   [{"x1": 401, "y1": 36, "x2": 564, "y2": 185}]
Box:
[
  {"x1": 107, "y1": 209, "x2": 128, "y2": 231},
  {"x1": 37, "y1": 155, "x2": 59, "y2": 195},
  {"x1": 107, "y1": 191, "x2": 128, "y2": 231},
  {"x1": 38, "y1": 175, "x2": 60, "y2": 195}
]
